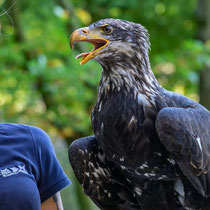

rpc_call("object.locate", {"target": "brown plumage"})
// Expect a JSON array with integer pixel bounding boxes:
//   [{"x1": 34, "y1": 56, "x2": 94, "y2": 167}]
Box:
[{"x1": 69, "y1": 18, "x2": 210, "y2": 210}]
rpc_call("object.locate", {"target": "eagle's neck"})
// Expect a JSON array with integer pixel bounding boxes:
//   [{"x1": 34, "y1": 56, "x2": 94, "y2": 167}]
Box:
[{"x1": 97, "y1": 54, "x2": 162, "y2": 107}]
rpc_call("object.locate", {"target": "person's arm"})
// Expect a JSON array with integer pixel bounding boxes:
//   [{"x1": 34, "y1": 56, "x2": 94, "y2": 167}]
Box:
[{"x1": 41, "y1": 192, "x2": 63, "y2": 210}]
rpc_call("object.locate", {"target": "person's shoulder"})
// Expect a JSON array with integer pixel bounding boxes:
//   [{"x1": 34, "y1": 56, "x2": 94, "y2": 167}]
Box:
[
  {"x1": 0, "y1": 123, "x2": 29, "y2": 132},
  {"x1": 0, "y1": 123, "x2": 47, "y2": 138},
  {"x1": 27, "y1": 125, "x2": 49, "y2": 139},
  {"x1": 0, "y1": 123, "x2": 33, "y2": 140},
  {"x1": 27, "y1": 125, "x2": 54, "y2": 151},
  {"x1": 0, "y1": 123, "x2": 52, "y2": 148}
]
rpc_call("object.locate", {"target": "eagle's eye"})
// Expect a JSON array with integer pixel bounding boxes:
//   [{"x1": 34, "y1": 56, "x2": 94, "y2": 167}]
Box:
[{"x1": 100, "y1": 25, "x2": 112, "y2": 34}]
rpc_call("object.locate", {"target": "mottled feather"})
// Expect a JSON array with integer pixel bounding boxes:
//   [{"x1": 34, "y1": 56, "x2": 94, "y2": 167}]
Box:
[{"x1": 69, "y1": 18, "x2": 210, "y2": 210}]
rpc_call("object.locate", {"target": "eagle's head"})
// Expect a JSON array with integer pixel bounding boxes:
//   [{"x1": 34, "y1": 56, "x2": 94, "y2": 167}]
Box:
[
  {"x1": 70, "y1": 18, "x2": 150, "y2": 66},
  {"x1": 70, "y1": 18, "x2": 160, "y2": 99}
]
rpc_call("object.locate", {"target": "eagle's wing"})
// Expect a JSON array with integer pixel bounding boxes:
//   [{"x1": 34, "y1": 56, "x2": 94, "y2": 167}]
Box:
[
  {"x1": 68, "y1": 135, "x2": 140, "y2": 210},
  {"x1": 155, "y1": 107, "x2": 210, "y2": 197}
]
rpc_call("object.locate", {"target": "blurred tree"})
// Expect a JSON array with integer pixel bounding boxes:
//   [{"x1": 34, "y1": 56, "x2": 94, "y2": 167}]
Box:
[
  {"x1": 1, "y1": 1, "x2": 98, "y2": 209},
  {"x1": 5, "y1": 0, "x2": 24, "y2": 42},
  {"x1": 197, "y1": 0, "x2": 210, "y2": 109}
]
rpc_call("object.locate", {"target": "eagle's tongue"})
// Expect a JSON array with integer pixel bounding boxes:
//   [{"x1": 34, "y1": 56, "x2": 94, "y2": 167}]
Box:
[{"x1": 75, "y1": 53, "x2": 90, "y2": 60}]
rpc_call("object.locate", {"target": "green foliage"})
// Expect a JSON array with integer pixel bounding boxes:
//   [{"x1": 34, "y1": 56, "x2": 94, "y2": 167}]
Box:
[{"x1": 0, "y1": 0, "x2": 209, "y2": 209}]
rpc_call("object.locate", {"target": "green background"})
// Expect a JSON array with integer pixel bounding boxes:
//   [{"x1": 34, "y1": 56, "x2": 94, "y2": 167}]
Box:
[{"x1": 0, "y1": 0, "x2": 209, "y2": 209}]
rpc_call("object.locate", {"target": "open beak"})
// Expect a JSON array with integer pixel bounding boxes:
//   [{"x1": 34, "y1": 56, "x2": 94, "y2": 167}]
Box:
[{"x1": 70, "y1": 27, "x2": 109, "y2": 65}]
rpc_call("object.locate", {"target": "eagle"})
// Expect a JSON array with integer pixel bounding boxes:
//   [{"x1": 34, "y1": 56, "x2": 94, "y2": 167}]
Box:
[{"x1": 68, "y1": 18, "x2": 210, "y2": 210}]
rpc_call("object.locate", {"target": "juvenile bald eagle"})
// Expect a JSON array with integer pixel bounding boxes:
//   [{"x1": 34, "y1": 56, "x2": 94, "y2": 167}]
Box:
[{"x1": 69, "y1": 19, "x2": 210, "y2": 210}]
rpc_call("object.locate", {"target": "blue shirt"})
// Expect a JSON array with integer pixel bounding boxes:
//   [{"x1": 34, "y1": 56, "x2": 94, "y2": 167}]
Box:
[{"x1": 0, "y1": 123, "x2": 71, "y2": 210}]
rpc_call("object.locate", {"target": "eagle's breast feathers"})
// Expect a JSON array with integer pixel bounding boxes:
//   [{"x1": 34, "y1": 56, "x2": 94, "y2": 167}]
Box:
[{"x1": 69, "y1": 18, "x2": 210, "y2": 210}]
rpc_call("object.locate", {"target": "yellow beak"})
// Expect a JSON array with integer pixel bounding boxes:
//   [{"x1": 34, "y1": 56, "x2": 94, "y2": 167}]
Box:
[{"x1": 70, "y1": 27, "x2": 109, "y2": 65}]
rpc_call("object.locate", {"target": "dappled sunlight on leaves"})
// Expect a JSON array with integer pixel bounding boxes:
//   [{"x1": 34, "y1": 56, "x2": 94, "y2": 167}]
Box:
[
  {"x1": 187, "y1": 93, "x2": 200, "y2": 102},
  {"x1": 75, "y1": 8, "x2": 92, "y2": 25},
  {"x1": 173, "y1": 83, "x2": 185, "y2": 95},
  {"x1": 108, "y1": 7, "x2": 121, "y2": 17},
  {"x1": 53, "y1": 5, "x2": 69, "y2": 20},
  {"x1": 156, "y1": 62, "x2": 176, "y2": 75},
  {"x1": 155, "y1": 3, "x2": 166, "y2": 15}
]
